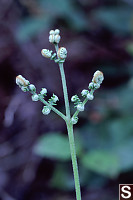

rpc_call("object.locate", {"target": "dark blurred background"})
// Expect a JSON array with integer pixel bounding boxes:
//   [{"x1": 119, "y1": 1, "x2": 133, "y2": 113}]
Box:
[{"x1": 0, "y1": 0, "x2": 133, "y2": 199}]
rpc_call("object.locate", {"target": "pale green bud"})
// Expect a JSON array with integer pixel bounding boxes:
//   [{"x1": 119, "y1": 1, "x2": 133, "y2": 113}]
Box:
[
  {"x1": 41, "y1": 49, "x2": 52, "y2": 58},
  {"x1": 40, "y1": 88, "x2": 47, "y2": 95},
  {"x1": 57, "y1": 47, "x2": 67, "y2": 59},
  {"x1": 29, "y1": 84, "x2": 36, "y2": 92},
  {"x1": 49, "y1": 35, "x2": 55, "y2": 43},
  {"x1": 49, "y1": 30, "x2": 55, "y2": 35},
  {"x1": 16, "y1": 75, "x2": 29, "y2": 87},
  {"x1": 87, "y1": 93, "x2": 94, "y2": 100},
  {"x1": 94, "y1": 83, "x2": 100, "y2": 89},
  {"x1": 54, "y1": 29, "x2": 60, "y2": 35},
  {"x1": 71, "y1": 95, "x2": 77, "y2": 102},
  {"x1": 77, "y1": 104, "x2": 84, "y2": 112},
  {"x1": 92, "y1": 70, "x2": 104, "y2": 85},
  {"x1": 81, "y1": 89, "x2": 88, "y2": 96},
  {"x1": 32, "y1": 94, "x2": 39, "y2": 101},
  {"x1": 88, "y1": 82, "x2": 94, "y2": 89},
  {"x1": 71, "y1": 116, "x2": 78, "y2": 125},
  {"x1": 42, "y1": 106, "x2": 51, "y2": 115},
  {"x1": 21, "y1": 86, "x2": 28, "y2": 92},
  {"x1": 52, "y1": 94, "x2": 59, "y2": 102},
  {"x1": 54, "y1": 35, "x2": 61, "y2": 44}
]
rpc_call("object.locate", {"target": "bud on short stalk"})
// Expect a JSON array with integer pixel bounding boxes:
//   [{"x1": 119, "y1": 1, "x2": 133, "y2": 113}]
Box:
[
  {"x1": 77, "y1": 104, "x2": 84, "y2": 112},
  {"x1": 32, "y1": 94, "x2": 39, "y2": 101}
]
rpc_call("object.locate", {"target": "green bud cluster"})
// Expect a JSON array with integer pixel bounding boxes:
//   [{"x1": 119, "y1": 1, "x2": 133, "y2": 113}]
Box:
[
  {"x1": 71, "y1": 95, "x2": 81, "y2": 107},
  {"x1": 88, "y1": 82, "x2": 100, "y2": 90},
  {"x1": 48, "y1": 94, "x2": 59, "y2": 106}
]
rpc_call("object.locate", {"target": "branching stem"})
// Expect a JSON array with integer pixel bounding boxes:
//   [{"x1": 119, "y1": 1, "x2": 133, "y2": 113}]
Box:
[
  {"x1": 29, "y1": 91, "x2": 66, "y2": 121},
  {"x1": 55, "y1": 44, "x2": 82, "y2": 200},
  {"x1": 72, "y1": 89, "x2": 94, "y2": 120},
  {"x1": 39, "y1": 95, "x2": 66, "y2": 121}
]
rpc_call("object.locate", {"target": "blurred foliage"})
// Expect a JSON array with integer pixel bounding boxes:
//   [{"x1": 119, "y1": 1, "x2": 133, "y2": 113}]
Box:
[
  {"x1": 17, "y1": 16, "x2": 52, "y2": 41},
  {"x1": 33, "y1": 83, "x2": 133, "y2": 190},
  {"x1": 92, "y1": 6, "x2": 133, "y2": 35},
  {"x1": 1, "y1": 0, "x2": 133, "y2": 199},
  {"x1": 34, "y1": 132, "x2": 82, "y2": 161},
  {"x1": 126, "y1": 42, "x2": 133, "y2": 56},
  {"x1": 17, "y1": 0, "x2": 133, "y2": 42},
  {"x1": 17, "y1": 0, "x2": 88, "y2": 41},
  {"x1": 81, "y1": 151, "x2": 119, "y2": 178},
  {"x1": 34, "y1": 133, "x2": 71, "y2": 161}
]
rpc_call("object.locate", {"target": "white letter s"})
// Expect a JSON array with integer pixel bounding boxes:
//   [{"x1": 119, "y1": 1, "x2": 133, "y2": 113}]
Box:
[{"x1": 121, "y1": 186, "x2": 131, "y2": 199}]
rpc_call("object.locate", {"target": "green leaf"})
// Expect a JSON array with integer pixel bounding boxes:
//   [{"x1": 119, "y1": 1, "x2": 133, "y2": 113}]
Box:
[
  {"x1": 33, "y1": 132, "x2": 82, "y2": 161},
  {"x1": 81, "y1": 150, "x2": 120, "y2": 178},
  {"x1": 33, "y1": 132, "x2": 70, "y2": 161}
]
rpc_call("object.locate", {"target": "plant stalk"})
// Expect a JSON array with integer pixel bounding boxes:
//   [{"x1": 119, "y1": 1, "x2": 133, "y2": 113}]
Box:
[
  {"x1": 55, "y1": 43, "x2": 82, "y2": 200},
  {"x1": 59, "y1": 63, "x2": 71, "y2": 119},
  {"x1": 66, "y1": 122, "x2": 81, "y2": 200},
  {"x1": 59, "y1": 64, "x2": 81, "y2": 200}
]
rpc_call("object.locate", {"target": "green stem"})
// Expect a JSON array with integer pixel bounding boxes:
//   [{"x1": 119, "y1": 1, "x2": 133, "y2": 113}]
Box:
[
  {"x1": 55, "y1": 43, "x2": 81, "y2": 200},
  {"x1": 55, "y1": 44, "x2": 70, "y2": 119},
  {"x1": 54, "y1": 44, "x2": 59, "y2": 53},
  {"x1": 59, "y1": 63, "x2": 71, "y2": 119},
  {"x1": 66, "y1": 122, "x2": 81, "y2": 200}
]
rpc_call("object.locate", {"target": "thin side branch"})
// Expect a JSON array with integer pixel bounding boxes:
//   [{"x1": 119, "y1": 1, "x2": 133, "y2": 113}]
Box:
[
  {"x1": 72, "y1": 89, "x2": 94, "y2": 120},
  {"x1": 38, "y1": 95, "x2": 66, "y2": 121}
]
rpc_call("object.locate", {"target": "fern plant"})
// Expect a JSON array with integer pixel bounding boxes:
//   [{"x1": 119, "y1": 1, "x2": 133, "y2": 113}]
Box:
[{"x1": 16, "y1": 29, "x2": 104, "y2": 200}]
